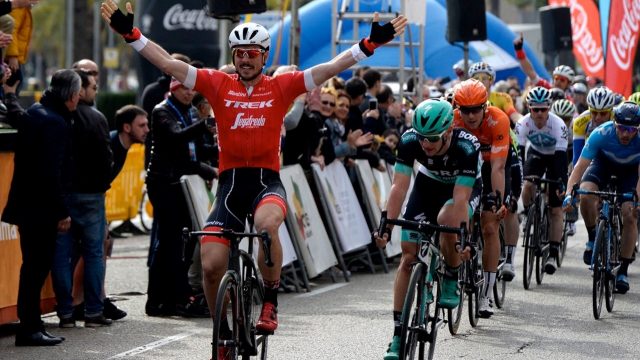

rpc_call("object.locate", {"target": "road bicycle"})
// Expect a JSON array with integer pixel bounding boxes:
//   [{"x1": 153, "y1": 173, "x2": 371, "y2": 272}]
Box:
[
  {"x1": 185, "y1": 228, "x2": 273, "y2": 360},
  {"x1": 378, "y1": 211, "x2": 467, "y2": 359},
  {"x1": 522, "y1": 176, "x2": 563, "y2": 289},
  {"x1": 572, "y1": 180, "x2": 633, "y2": 319}
]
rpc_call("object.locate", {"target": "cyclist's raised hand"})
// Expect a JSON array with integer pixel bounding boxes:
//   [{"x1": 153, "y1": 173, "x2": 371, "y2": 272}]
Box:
[
  {"x1": 358, "y1": 13, "x2": 408, "y2": 57},
  {"x1": 101, "y1": 1, "x2": 139, "y2": 42},
  {"x1": 513, "y1": 32, "x2": 524, "y2": 51}
]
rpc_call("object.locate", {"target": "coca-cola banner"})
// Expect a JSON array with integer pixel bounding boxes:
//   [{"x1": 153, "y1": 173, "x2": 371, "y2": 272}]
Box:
[
  {"x1": 136, "y1": 0, "x2": 220, "y2": 90},
  {"x1": 604, "y1": 0, "x2": 640, "y2": 96},
  {"x1": 548, "y1": 0, "x2": 604, "y2": 80}
]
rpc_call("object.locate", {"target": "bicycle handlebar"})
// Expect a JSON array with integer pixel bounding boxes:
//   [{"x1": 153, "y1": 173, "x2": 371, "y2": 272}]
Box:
[
  {"x1": 572, "y1": 188, "x2": 636, "y2": 203},
  {"x1": 377, "y1": 211, "x2": 467, "y2": 240},
  {"x1": 183, "y1": 228, "x2": 274, "y2": 268}
]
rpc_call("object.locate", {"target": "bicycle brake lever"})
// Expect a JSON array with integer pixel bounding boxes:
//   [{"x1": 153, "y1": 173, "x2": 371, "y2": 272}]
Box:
[{"x1": 261, "y1": 232, "x2": 274, "y2": 268}]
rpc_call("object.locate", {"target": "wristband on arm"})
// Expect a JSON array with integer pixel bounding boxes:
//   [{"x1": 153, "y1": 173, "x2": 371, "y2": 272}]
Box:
[{"x1": 516, "y1": 49, "x2": 526, "y2": 60}]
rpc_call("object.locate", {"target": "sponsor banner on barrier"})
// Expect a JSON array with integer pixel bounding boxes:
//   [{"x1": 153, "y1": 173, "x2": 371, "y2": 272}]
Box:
[
  {"x1": 281, "y1": 165, "x2": 337, "y2": 278},
  {"x1": 354, "y1": 160, "x2": 400, "y2": 257},
  {"x1": 312, "y1": 161, "x2": 371, "y2": 253}
]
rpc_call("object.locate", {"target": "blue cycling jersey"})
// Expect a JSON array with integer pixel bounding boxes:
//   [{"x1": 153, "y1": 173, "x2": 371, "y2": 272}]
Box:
[{"x1": 581, "y1": 122, "x2": 640, "y2": 165}]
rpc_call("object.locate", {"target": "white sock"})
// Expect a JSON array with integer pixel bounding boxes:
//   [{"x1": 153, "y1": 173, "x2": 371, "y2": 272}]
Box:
[{"x1": 483, "y1": 271, "x2": 496, "y2": 298}]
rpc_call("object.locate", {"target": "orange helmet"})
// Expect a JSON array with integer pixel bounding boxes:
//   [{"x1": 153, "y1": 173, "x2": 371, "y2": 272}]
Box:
[{"x1": 453, "y1": 79, "x2": 488, "y2": 107}]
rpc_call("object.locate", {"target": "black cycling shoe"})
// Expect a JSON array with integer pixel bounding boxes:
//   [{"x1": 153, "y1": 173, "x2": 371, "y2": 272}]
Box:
[{"x1": 545, "y1": 255, "x2": 557, "y2": 275}]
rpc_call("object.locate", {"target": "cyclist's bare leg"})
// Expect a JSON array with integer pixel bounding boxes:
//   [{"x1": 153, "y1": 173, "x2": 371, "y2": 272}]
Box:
[
  {"x1": 480, "y1": 211, "x2": 499, "y2": 271},
  {"x1": 253, "y1": 202, "x2": 285, "y2": 282},
  {"x1": 521, "y1": 181, "x2": 535, "y2": 208},
  {"x1": 393, "y1": 242, "x2": 418, "y2": 311},
  {"x1": 579, "y1": 182, "x2": 599, "y2": 228},
  {"x1": 505, "y1": 211, "x2": 519, "y2": 247},
  {"x1": 620, "y1": 202, "x2": 638, "y2": 258},
  {"x1": 201, "y1": 242, "x2": 230, "y2": 316},
  {"x1": 550, "y1": 207, "x2": 563, "y2": 244},
  {"x1": 436, "y1": 204, "x2": 464, "y2": 268}
]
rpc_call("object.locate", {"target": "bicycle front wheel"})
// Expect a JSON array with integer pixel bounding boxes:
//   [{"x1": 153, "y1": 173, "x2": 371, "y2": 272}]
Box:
[
  {"x1": 447, "y1": 263, "x2": 465, "y2": 335},
  {"x1": 213, "y1": 273, "x2": 240, "y2": 360},
  {"x1": 399, "y1": 263, "x2": 424, "y2": 359},
  {"x1": 522, "y1": 205, "x2": 536, "y2": 289},
  {"x1": 592, "y1": 221, "x2": 606, "y2": 320},
  {"x1": 605, "y1": 218, "x2": 620, "y2": 313},
  {"x1": 468, "y1": 254, "x2": 481, "y2": 327}
]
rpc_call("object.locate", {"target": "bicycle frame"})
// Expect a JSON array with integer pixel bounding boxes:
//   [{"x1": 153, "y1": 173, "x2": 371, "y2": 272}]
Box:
[{"x1": 185, "y1": 228, "x2": 273, "y2": 360}]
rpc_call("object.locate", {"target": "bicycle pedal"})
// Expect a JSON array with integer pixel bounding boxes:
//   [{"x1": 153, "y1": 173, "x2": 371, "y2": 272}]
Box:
[{"x1": 256, "y1": 329, "x2": 274, "y2": 336}]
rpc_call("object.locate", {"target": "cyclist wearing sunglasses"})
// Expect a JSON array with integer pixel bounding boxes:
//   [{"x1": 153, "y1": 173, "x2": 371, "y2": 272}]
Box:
[
  {"x1": 452, "y1": 79, "x2": 511, "y2": 317},
  {"x1": 374, "y1": 99, "x2": 481, "y2": 360},
  {"x1": 563, "y1": 102, "x2": 640, "y2": 293},
  {"x1": 100, "y1": 0, "x2": 406, "y2": 350},
  {"x1": 468, "y1": 62, "x2": 524, "y2": 283},
  {"x1": 517, "y1": 86, "x2": 569, "y2": 275},
  {"x1": 572, "y1": 86, "x2": 617, "y2": 166}
]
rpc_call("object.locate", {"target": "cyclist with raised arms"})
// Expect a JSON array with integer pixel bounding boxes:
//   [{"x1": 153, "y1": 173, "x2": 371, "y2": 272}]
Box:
[
  {"x1": 100, "y1": 1, "x2": 406, "y2": 357},
  {"x1": 468, "y1": 62, "x2": 524, "y2": 283},
  {"x1": 516, "y1": 87, "x2": 569, "y2": 275},
  {"x1": 453, "y1": 79, "x2": 511, "y2": 317},
  {"x1": 572, "y1": 87, "x2": 617, "y2": 167},
  {"x1": 563, "y1": 102, "x2": 640, "y2": 293},
  {"x1": 374, "y1": 99, "x2": 481, "y2": 360}
]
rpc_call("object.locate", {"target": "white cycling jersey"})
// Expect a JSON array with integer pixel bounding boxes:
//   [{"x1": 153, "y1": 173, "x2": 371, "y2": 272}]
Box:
[{"x1": 516, "y1": 112, "x2": 568, "y2": 155}]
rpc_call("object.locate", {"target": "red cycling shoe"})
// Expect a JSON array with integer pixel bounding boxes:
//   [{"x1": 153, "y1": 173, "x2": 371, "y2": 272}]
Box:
[{"x1": 256, "y1": 302, "x2": 278, "y2": 332}]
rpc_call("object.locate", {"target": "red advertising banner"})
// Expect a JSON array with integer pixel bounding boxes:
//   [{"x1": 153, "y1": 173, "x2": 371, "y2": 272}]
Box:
[
  {"x1": 605, "y1": 0, "x2": 640, "y2": 97},
  {"x1": 548, "y1": 0, "x2": 605, "y2": 80}
]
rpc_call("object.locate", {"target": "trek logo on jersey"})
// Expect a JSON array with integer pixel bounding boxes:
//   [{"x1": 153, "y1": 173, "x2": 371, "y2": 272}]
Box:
[
  {"x1": 230, "y1": 113, "x2": 267, "y2": 129},
  {"x1": 224, "y1": 99, "x2": 274, "y2": 109}
]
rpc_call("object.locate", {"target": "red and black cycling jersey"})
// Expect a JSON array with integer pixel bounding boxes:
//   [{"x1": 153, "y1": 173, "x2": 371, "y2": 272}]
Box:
[{"x1": 193, "y1": 69, "x2": 308, "y2": 173}]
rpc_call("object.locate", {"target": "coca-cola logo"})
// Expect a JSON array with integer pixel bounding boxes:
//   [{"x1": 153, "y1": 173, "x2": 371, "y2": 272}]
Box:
[
  {"x1": 609, "y1": 0, "x2": 640, "y2": 71},
  {"x1": 570, "y1": 2, "x2": 604, "y2": 73},
  {"x1": 163, "y1": 4, "x2": 217, "y2": 31}
]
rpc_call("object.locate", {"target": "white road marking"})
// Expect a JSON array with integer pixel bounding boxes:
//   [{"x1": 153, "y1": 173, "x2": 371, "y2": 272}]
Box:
[
  {"x1": 295, "y1": 283, "x2": 348, "y2": 298},
  {"x1": 109, "y1": 332, "x2": 194, "y2": 358}
]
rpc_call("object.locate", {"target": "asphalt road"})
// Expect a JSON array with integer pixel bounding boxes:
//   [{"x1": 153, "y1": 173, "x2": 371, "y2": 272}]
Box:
[{"x1": 2, "y1": 220, "x2": 640, "y2": 360}]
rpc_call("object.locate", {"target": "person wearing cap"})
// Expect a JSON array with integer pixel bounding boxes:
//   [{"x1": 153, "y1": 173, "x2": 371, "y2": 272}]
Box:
[
  {"x1": 571, "y1": 82, "x2": 588, "y2": 114},
  {"x1": 144, "y1": 76, "x2": 217, "y2": 317}
]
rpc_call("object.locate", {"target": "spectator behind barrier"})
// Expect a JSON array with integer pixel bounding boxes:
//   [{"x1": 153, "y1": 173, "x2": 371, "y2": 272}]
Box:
[{"x1": 2, "y1": 69, "x2": 80, "y2": 346}]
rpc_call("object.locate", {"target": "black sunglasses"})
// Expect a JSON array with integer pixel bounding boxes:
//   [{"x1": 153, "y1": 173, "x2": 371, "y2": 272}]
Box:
[
  {"x1": 530, "y1": 107, "x2": 549, "y2": 113},
  {"x1": 416, "y1": 131, "x2": 446, "y2": 143},
  {"x1": 459, "y1": 105, "x2": 484, "y2": 115}
]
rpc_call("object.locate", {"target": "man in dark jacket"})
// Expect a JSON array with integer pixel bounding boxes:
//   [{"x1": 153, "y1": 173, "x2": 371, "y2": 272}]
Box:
[
  {"x1": 145, "y1": 78, "x2": 216, "y2": 317},
  {"x1": 51, "y1": 70, "x2": 113, "y2": 328},
  {"x1": 2, "y1": 69, "x2": 80, "y2": 346}
]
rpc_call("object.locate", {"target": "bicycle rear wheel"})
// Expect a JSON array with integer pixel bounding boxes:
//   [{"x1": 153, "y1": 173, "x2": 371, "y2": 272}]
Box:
[
  {"x1": 522, "y1": 205, "x2": 536, "y2": 290},
  {"x1": 605, "y1": 218, "x2": 620, "y2": 313},
  {"x1": 557, "y1": 214, "x2": 569, "y2": 268},
  {"x1": 494, "y1": 224, "x2": 507, "y2": 308},
  {"x1": 592, "y1": 221, "x2": 606, "y2": 320},
  {"x1": 240, "y1": 252, "x2": 266, "y2": 359},
  {"x1": 535, "y1": 209, "x2": 549, "y2": 285},
  {"x1": 447, "y1": 263, "x2": 465, "y2": 335},
  {"x1": 399, "y1": 263, "x2": 426, "y2": 359},
  {"x1": 467, "y1": 255, "x2": 481, "y2": 327},
  {"x1": 213, "y1": 273, "x2": 240, "y2": 360}
]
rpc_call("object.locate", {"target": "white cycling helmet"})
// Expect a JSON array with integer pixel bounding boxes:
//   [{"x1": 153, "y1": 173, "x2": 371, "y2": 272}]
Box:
[
  {"x1": 552, "y1": 65, "x2": 575, "y2": 82},
  {"x1": 550, "y1": 99, "x2": 576, "y2": 118},
  {"x1": 468, "y1": 62, "x2": 496, "y2": 79},
  {"x1": 586, "y1": 86, "x2": 616, "y2": 110},
  {"x1": 228, "y1": 22, "x2": 271, "y2": 51}
]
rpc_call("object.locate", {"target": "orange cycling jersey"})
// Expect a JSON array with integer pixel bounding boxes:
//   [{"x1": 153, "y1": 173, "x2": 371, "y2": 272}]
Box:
[
  {"x1": 453, "y1": 105, "x2": 511, "y2": 162},
  {"x1": 194, "y1": 69, "x2": 307, "y2": 173}
]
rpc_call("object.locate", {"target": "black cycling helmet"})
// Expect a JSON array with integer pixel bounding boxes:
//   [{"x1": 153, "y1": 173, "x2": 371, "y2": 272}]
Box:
[{"x1": 613, "y1": 101, "x2": 640, "y2": 127}]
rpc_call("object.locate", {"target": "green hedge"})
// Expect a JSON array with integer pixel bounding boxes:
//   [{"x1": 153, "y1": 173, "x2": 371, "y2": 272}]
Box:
[{"x1": 96, "y1": 92, "x2": 137, "y2": 130}]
